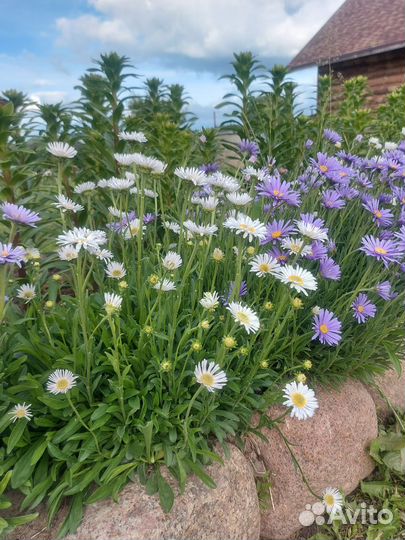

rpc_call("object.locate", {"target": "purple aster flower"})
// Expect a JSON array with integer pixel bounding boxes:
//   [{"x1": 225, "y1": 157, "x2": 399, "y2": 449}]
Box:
[
  {"x1": 108, "y1": 211, "x2": 137, "y2": 233},
  {"x1": 394, "y1": 225, "x2": 405, "y2": 252},
  {"x1": 335, "y1": 185, "x2": 359, "y2": 200},
  {"x1": 352, "y1": 293, "x2": 376, "y2": 323},
  {"x1": 305, "y1": 139, "x2": 314, "y2": 150},
  {"x1": 0, "y1": 243, "x2": 26, "y2": 266},
  {"x1": 354, "y1": 134, "x2": 364, "y2": 143},
  {"x1": 311, "y1": 153, "x2": 343, "y2": 182},
  {"x1": 299, "y1": 213, "x2": 329, "y2": 236},
  {"x1": 322, "y1": 189, "x2": 346, "y2": 210},
  {"x1": 143, "y1": 213, "x2": 157, "y2": 224},
  {"x1": 261, "y1": 219, "x2": 295, "y2": 245},
  {"x1": 312, "y1": 308, "x2": 342, "y2": 346},
  {"x1": 375, "y1": 281, "x2": 397, "y2": 301},
  {"x1": 1, "y1": 203, "x2": 41, "y2": 227},
  {"x1": 200, "y1": 163, "x2": 220, "y2": 174},
  {"x1": 305, "y1": 241, "x2": 328, "y2": 261},
  {"x1": 399, "y1": 207, "x2": 405, "y2": 226},
  {"x1": 223, "y1": 280, "x2": 248, "y2": 305},
  {"x1": 360, "y1": 235, "x2": 402, "y2": 267},
  {"x1": 327, "y1": 240, "x2": 337, "y2": 254},
  {"x1": 393, "y1": 186, "x2": 405, "y2": 206},
  {"x1": 320, "y1": 257, "x2": 341, "y2": 280},
  {"x1": 267, "y1": 246, "x2": 289, "y2": 265},
  {"x1": 362, "y1": 198, "x2": 394, "y2": 228},
  {"x1": 323, "y1": 128, "x2": 342, "y2": 145},
  {"x1": 257, "y1": 176, "x2": 301, "y2": 207},
  {"x1": 239, "y1": 139, "x2": 260, "y2": 159}
]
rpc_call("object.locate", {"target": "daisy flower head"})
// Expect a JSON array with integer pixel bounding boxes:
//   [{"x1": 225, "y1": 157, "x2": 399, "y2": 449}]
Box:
[
  {"x1": 54, "y1": 194, "x2": 84, "y2": 213},
  {"x1": 200, "y1": 291, "x2": 220, "y2": 310},
  {"x1": 175, "y1": 166, "x2": 207, "y2": 186},
  {"x1": 256, "y1": 175, "x2": 301, "y2": 206},
  {"x1": 16, "y1": 284, "x2": 36, "y2": 303},
  {"x1": 276, "y1": 265, "x2": 317, "y2": 296},
  {"x1": 227, "y1": 301, "x2": 260, "y2": 334},
  {"x1": 295, "y1": 219, "x2": 328, "y2": 242},
  {"x1": 312, "y1": 309, "x2": 342, "y2": 346},
  {"x1": 320, "y1": 257, "x2": 341, "y2": 280},
  {"x1": 261, "y1": 219, "x2": 295, "y2": 245},
  {"x1": 162, "y1": 251, "x2": 182, "y2": 271},
  {"x1": 104, "y1": 292, "x2": 123, "y2": 314},
  {"x1": 106, "y1": 261, "x2": 126, "y2": 279},
  {"x1": 322, "y1": 189, "x2": 346, "y2": 210},
  {"x1": 323, "y1": 128, "x2": 342, "y2": 146},
  {"x1": 281, "y1": 237, "x2": 312, "y2": 257},
  {"x1": 47, "y1": 142, "x2": 77, "y2": 159},
  {"x1": 322, "y1": 487, "x2": 344, "y2": 515},
  {"x1": 224, "y1": 213, "x2": 266, "y2": 242},
  {"x1": 153, "y1": 278, "x2": 176, "y2": 292},
  {"x1": 194, "y1": 359, "x2": 227, "y2": 392},
  {"x1": 249, "y1": 253, "x2": 281, "y2": 277},
  {"x1": 46, "y1": 369, "x2": 78, "y2": 394},
  {"x1": 9, "y1": 402, "x2": 33, "y2": 422},
  {"x1": 107, "y1": 177, "x2": 135, "y2": 190},
  {"x1": 375, "y1": 281, "x2": 396, "y2": 301},
  {"x1": 114, "y1": 153, "x2": 137, "y2": 166},
  {"x1": 163, "y1": 221, "x2": 181, "y2": 234},
  {"x1": 118, "y1": 130, "x2": 147, "y2": 143},
  {"x1": 208, "y1": 172, "x2": 240, "y2": 193},
  {"x1": 0, "y1": 243, "x2": 26, "y2": 267},
  {"x1": 352, "y1": 293, "x2": 376, "y2": 323},
  {"x1": 57, "y1": 227, "x2": 107, "y2": 252},
  {"x1": 58, "y1": 244, "x2": 79, "y2": 261},
  {"x1": 360, "y1": 235, "x2": 402, "y2": 267},
  {"x1": 73, "y1": 181, "x2": 97, "y2": 194},
  {"x1": 1, "y1": 203, "x2": 41, "y2": 227},
  {"x1": 92, "y1": 248, "x2": 113, "y2": 262},
  {"x1": 362, "y1": 198, "x2": 394, "y2": 228},
  {"x1": 283, "y1": 381, "x2": 319, "y2": 420},
  {"x1": 226, "y1": 192, "x2": 253, "y2": 206},
  {"x1": 183, "y1": 220, "x2": 218, "y2": 237},
  {"x1": 123, "y1": 219, "x2": 145, "y2": 239}
]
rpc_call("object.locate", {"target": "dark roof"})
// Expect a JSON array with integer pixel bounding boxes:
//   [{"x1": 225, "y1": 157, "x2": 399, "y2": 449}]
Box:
[{"x1": 289, "y1": 0, "x2": 405, "y2": 70}]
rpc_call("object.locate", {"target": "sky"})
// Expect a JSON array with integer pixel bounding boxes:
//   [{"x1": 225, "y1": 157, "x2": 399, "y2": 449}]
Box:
[{"x1": 0, "y1": 0, "x2": 345, "y2": 127}]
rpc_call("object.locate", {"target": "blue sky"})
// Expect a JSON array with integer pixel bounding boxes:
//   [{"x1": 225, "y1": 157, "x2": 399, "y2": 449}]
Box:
[{"x1": 0, "y1": 0, "x2": 345, "y2": 126}]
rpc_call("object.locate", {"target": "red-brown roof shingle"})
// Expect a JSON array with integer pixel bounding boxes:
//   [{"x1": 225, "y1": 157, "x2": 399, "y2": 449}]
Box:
[{"x1": 289, "y1": 0, "x2": 405, "y2": 69}]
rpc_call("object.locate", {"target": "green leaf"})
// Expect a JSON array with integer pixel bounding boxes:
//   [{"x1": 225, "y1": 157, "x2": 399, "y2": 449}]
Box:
[
  {"x1": 57, "y1": 494, "x2": 83, "y2": 539},
  {"x1": 139, "y1": 420, "x2": 153, "y2": 461},
  {"x1": 6, "y1": 420, "x2": 27, "y2": 454},
  {"x1": 184, "y1": 459, "x2": 216, "y2": 489},
  {"x1": 11, "y1": 441, "x2": 44, "y2": 489},
  {"x1": 157, "y1": 472, "x2": 174, "y2": 513},
  {"x1": 0, "y1": 472, "x2": 12, "y2": 495},
  {"x1": 102, "y1": 463, "x2": 136, "y2": 484},
  {"x1": 4, "y1": 513, "x2": 39, "y2": 528}
]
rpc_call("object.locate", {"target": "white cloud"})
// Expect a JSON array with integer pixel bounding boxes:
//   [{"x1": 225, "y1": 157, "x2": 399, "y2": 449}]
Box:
[{"x1": 56, "y1": 0, "x2": 345, "y2": 62}]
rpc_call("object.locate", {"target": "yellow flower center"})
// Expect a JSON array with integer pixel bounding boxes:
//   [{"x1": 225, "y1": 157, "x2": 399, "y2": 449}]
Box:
[
  {"x1": 2, "y1": 249, "x2": 9, "y2": 257},
  {"x1": 272, "y1": 230, "x2": 282, "y2": 238},
  {"x1": 320, "y1": 324, "x2": 329, "y2": 334},
  {"x1": 259, "y1": 263, "x2": 271, "y2": 273},
  {"x1": 200, "y1": 373, "x2": 215, "y2": 387},
  {"x1": 273, "y1": 189, "x2": 283, "y2": 198},
  {"x1": 324, "y1": 494, "x2": 335, "y2": 507},
  {"x1": 374, "y1": 246, "x2": 387, "y2": 255},
  {"x1": 130, "y1": 226, "x2": 139, "y2": 234},
  {"x1": 239, "y1": 223, "x2": 248, "y2": 230},
  {"x1": 56, "y1": 378, "x2": 69, "y2": 391},
  {"x1": 112, "y1": 270, "x2": 122, "y2": 277},
  {"x1": 291, "y1": 392, "x2": 308, "y2": 409},
  {"x1": 374, "y1": 210, "x2": 383, "y2": 219},
  {"x1": 236, "y1": 311, "x2": 251, "y2": 324},
  {"x1": 290, "y1": 244, "x2": 302, "y2": 253},
  {"x1": 319, "y1": 165, "x2": 328, "y2": 173},
  {"x1": 15, "y1": 409, "x2": 27, "y2": 418},
  {"x1": 357, "y1": 305, "x2": 365, "y2": 313},
  {"x1": 288, "y1": 275, "x2": 304, "y2": 285}
]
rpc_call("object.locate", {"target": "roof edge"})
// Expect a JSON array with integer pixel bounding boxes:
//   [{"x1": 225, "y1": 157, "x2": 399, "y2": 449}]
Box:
[{"x1": 288, "y1": 41, "x2": 405, "y2": 71}]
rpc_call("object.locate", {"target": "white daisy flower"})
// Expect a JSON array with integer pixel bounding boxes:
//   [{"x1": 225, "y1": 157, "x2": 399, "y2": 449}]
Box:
[
  {"x1": 249, "y1": 253, "x2": 281, "y2": 277},
  {"x1": 153, "y1": 278, "x2": 176, "y2": 292},
  {"x1": 312, "y1": 305, "x2": 321, "y2": 315},
  {"x1": 227, "y1": 301, "x2": 260, "y2": 334},
  {"x1": 162, "y1": 251, "x2": 182, "y2": 271},
  {"x1": 130, "y1": 187, "x2": 158, "y2": 198},
  {"x1": 322, "y1": 487, "x2": 344, "y2": 515},
  {"x1": 104, "y1": 292, "x2": 123, "y2": 314},
  {"x1": 16, "y1": 284, "x2": 36, "y2": 302},
  {"x1": 98, "y1": 179, "x2": 110, "y2": 188},
  {"x1": 25, "y1": 247, "x2": 40, "y2": 260},
  {"x1": 163, "y1": 221, "x2": 181, "y2": 234},
  {"x1": 224, "y1": 213, "x2": 266, "y2": 242},
  {"x1": 226, "y1": 192, "x2": 253, "y2": 206},
  {"x1": 91, "y1": 248, "x2": 113, "y2": 262},
  {"x1": 46, "y1": 369, "x2": 78, "y2": 394},
  {"x1": 174, "y1": 167, "x2": 207, "y2": 186},
  {"x1": 123, "y1": 219, "x2": 145, "y2": 239},
  {"x1": 47, "y1": 142, "x2": 77, "y2": 159},
  {"x1": 194, "y1": 359, "x2": 227, "y2": 392},
  {"x1": 118, "y1": 131, "x2": 147, "y2": 143},
  {"x1": 275, "y1": 265, "x2": 317, "y2": 296},
  {"x1": 108, "y1": 206, "x2": 122, "y2": 218},
  {"x1": 58, "y1": 244, "x2": 79, "y2": 261},
  {"x1": 106, "y1": 261, "x2": 127, "y2": 279},
  {"x1": 57, "y1": 227, "x2": 107, "y2": 252},
  {"x1": 200, "y1": 291, "x2": 220, "y2": 310},
  {"x1": 114, "y1": 153, "x2": 137, "y2": 166},
  {"x1": 54, "y1": 195, "x2": 84, "y2": 213},
  {"x1": 283, "y1": 381, "x2": 319, "y2": 420},
  {"x1": 199, "y1": 196, "x2": 219, "y2": 212},
  {"x1": 107, "y1": 177, "x2": 135, "y2": 190},
  {"x1": 130, "y1": 153, "x2": 167, "y2": 174},
  {"x1": 9, "y1": 403, "x2": 33, "y2": 422},
  {"x1": 183, "y1": 220, "x2": 218, "y2": 237},
  {"x1": 208, "y1": 172, "x2": 239, "y2": 192},
  {"x1": 281, "y1": 237, "x2": 312, "y2": 257},
  {"x1": 74, "y1": 181, "x2": 97, "y2": 194},
  {"x1": 295, "y1": 220, "x2": 328, "y2": 242}
]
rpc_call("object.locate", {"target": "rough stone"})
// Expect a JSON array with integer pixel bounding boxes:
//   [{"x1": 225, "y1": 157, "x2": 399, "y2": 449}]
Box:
[
  {"x1": 8, "y1": 444, "x2": 260, "y2": 540},
  {"x1": 365, "y1": 361, "x2": 405, "y2": 420},
  {"x1": 244, "y1": 380, "x2": 378, "y2": 540}
]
